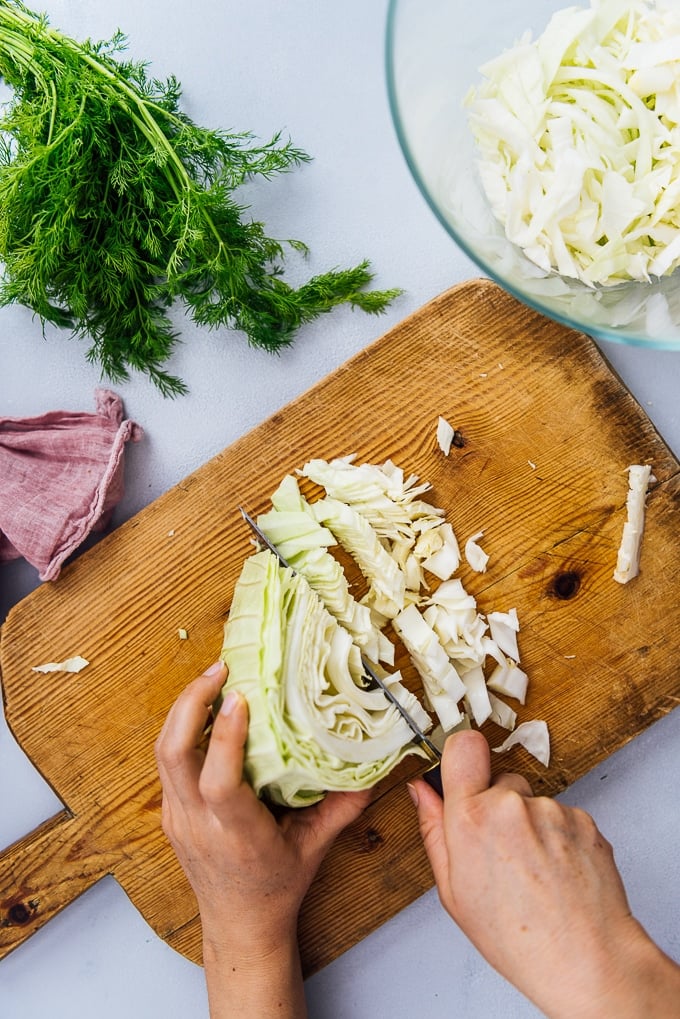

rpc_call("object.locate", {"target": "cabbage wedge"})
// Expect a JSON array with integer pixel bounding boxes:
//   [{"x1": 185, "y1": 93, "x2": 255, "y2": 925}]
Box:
[{"x1": 220, "y1": 550, "x2": 429, "y2": 806}]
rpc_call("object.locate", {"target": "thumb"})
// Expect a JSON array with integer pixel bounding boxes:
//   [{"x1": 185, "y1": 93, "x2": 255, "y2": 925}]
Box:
[
  {"x1": 198, "y1": 689, "x2": 254, "y2": 825},
  {"x1": 411, "y1": 731, "x2": 491, "y2": 895},
  {"x1": 442, "y1": 729, "x2": 491, "y2": 807},
  {"x1": 408, "y1": 777, "x2": 449, "y2": 891}
]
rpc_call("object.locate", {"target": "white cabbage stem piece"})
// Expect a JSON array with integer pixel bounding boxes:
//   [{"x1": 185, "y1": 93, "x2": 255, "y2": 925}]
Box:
[
  {"x1": 31, "y1": 655, "x2": 89, "y2": 674},
  {"x1": 613, "y1": 463, "x2": 653, "y2": 583},
  {"x1": 437, "y1": 415, "x2": 455, "y2": 455},
  {"x1": 487, "y1": 608, "x2": 520, "y2": 661},
  {"x1": 464, "y1": 531, "x2": 489, "y2": 573}
]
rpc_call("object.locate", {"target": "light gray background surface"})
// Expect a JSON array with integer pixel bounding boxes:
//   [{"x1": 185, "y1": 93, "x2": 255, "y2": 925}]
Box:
[{"x1": 1, "y1": 2, "x2": 678, "y2": 1017}]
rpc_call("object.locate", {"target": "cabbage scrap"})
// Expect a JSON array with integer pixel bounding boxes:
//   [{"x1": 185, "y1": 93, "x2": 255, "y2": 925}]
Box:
[
  {"x1": 613, "y1": 463, "x2": 653, "y2": 583},
  {"x1": 464, "y1": 531, "x2": 489, "y2": 573},
  {"x1": 220, "y1": 550, "x2": 429, "y2": 806},
  {"x1": 31, "y1": 655, "x2": 89, "y2": 674},
  {"x1": 488, "y1": 608, "x2": 521, "y2": 661},
  {"x1": 467, "y1": 0, "x2": 680, "y2": 285},
  {"x1": 459, "y1": 663, "x2": 493, "y2": 726},
  {"x1": 437, "y1": 416, "x2": 455, "y2": 455},
  {"x1": 493, "y1": 720, "x2": 551, "y2": 767},
  {"x1": 488, "y1": 691, "x2": 518, "y2": 730},
  {"x1": 486, "y1": 658, "x2": 530, "y2": 705}
]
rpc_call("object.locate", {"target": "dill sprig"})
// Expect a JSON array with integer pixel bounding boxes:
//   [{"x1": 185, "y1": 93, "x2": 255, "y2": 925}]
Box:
[{"x1": 0, "y1": 1, "x2": 401, "y2": 395}]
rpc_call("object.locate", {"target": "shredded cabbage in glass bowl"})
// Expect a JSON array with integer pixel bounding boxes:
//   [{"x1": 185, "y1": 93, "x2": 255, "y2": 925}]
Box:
[{"x1": 386, "y1": 0, "x2": 680, "y2": 348}]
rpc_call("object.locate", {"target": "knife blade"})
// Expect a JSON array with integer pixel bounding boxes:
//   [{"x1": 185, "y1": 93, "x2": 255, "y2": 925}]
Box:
[{"x1": 238, "y1": 507, "x2": 444, "y2": 796}]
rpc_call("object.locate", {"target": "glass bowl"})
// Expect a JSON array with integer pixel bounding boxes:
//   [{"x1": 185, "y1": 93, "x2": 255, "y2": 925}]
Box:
[{"x1": 386, "y1": 0, "x2": 680, "y2": 349}]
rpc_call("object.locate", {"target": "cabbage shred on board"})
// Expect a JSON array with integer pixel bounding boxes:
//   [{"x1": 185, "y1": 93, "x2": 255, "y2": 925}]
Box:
[{"x1": 466, "y1": 0, "x2": 680, "y2": 286}]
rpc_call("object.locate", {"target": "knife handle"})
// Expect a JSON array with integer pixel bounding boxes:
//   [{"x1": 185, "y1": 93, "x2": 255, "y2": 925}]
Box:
[{"x1": 423, "y1": 762, "x2": 443, "y2": 798}]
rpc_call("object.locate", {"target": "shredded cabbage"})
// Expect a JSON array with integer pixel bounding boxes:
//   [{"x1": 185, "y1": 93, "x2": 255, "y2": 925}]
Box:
[
  {"x1": 467, "y1": 0, "x2": 680, "y2": 285},
  {"x1": 423, "y1": 579, "x2": 488, "y2": 669},
  {"x1": 300, "y1": 454, "x2": 441, "y2": 542},
  {"x1": 422, "y1": 522, "x2": 461, "y2": 580},
  {"x1": 312, "y1": 496, "x2": 408, "y2": 619},
  {"x1": 392, "y1": 604, "x2": 467, "y2": 730}
]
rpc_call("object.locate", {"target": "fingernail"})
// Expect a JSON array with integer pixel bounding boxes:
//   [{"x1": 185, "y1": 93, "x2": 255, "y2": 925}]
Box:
[
  {"x1": 407, "y1": 782, "x2": 419, "y2": 807},
  {"x1": 205, "y1": 661, "x2": 225, "y2": 676},
  {"x1": 220, "y1": 690, "x2": 238, "y2": 716}
]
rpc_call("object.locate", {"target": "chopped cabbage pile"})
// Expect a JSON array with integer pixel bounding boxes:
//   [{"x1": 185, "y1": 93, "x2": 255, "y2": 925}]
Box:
[
  {"x1": 220, "y1": 446, "x2": 550, "y2": 806},
  {"x1": 466, "y1": 0, "x2": 680, "y2": 286}
]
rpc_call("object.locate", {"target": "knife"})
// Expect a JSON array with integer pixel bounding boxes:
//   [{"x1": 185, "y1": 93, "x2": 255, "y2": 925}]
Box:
[{"x1": 239, "y1": 507, "x2": 444, "y2": 797}]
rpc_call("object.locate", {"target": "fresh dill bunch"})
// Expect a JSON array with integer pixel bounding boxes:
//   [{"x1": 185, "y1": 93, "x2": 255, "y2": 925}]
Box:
[{"x1": 0, "y1": 1, "x2": 401, "y2": 395}]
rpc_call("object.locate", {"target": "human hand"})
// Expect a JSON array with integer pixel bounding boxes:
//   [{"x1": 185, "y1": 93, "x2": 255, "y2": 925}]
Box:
[
  {"x1": 409, "y1": 729, "x2": 680, "y2": 1019},
  {"x1": 155, "y1": 661, "x2": 371, "y2": 1018}
]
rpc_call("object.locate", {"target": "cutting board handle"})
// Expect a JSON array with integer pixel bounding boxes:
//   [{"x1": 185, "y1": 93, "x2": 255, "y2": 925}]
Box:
[{"x1": 0, "y1": 809, "x2": 105, "y2": 959}]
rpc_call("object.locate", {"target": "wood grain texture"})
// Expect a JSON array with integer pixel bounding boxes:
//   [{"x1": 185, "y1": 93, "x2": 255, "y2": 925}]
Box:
[{"x1": 1, "y1": 279, "x2": 679, "y2": 975}]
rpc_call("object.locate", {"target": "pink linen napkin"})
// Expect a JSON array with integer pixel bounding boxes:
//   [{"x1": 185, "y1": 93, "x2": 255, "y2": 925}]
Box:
[{"x1": 0, "y1": 389, "x2": 143, "y2": 581}]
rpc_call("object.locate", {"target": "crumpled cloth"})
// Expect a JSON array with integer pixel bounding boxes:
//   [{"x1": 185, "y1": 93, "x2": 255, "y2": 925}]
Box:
[{"x1": 0, "y1": 389, "x2": 143, "y2": 581}]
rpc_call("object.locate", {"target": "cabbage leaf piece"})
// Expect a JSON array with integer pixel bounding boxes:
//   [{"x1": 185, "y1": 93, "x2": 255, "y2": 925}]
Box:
[
  {"x1": 220, "y1": 550, "x2": 429, "y2": 807},
  {"x1": 492, "y1": 719, "x2": 550, "y2": 767}
]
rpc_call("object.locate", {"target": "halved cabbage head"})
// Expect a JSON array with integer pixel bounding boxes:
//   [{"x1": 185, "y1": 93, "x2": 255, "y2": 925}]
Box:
[{"x1": 220, "y1": 550, "x2": 429, "y2": 807}]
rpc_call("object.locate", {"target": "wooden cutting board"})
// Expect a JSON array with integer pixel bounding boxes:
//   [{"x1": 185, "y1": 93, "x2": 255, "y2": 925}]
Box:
[{"x1": 2, "y1": 279, "x2": 679, "y2": 976}]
